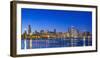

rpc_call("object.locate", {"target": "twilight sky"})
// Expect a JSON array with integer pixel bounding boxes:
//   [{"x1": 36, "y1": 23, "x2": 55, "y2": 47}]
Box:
[{"x1": 21, "y1": 8, "x2": 92, "y2": 33}]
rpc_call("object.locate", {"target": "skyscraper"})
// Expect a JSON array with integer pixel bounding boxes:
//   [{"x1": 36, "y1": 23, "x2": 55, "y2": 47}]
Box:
[
  {"x1": 28, "y1": 25, "x2": 31, "y2": 35},
  {"x1": 68, "y1": 26, "x2": 79, "y2": 38},
  {"x1": 54, "y1": 29, "x2": 56, "y2": 34}
]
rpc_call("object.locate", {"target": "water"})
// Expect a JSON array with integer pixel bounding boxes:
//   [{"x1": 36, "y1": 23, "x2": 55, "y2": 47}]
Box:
[{"x1": 21, "y1": 38, "x2": 92, "y2": 49}]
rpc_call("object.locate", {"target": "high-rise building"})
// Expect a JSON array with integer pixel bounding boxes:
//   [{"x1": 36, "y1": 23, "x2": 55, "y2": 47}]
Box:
[
  {"x1": 83, "y1": 31, "x2": 91, "y2": 38},
  {"x1": 40, "y1": 30, "x2": 44, "y2": 34},
  {"x1": 28, "y1": 25, "x2": 31, "y2": 35},
  {"x1": 22, "y1": 30, "x2": 27, "y2": 39},
  {"x1": 54, "y1": 29, "x2": 56, "y2": 33},
  {"x1": 35, "y1": 30, "x2": 38, "y2": 34},
  {"x1": 68, "y1": 26, "x2": 79, "y2": 38},
  {"x1": 27, "y1": 25, "x2": 32, "y2": 49}
]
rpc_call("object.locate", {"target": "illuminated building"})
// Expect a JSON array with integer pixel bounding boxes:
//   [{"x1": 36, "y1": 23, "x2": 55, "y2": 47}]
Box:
[
  {"x1": 83, "y1": 32, "x2": 92, "y2": 38},
  {"x1": 22, "y1": 30, "x2": 27, "y2": 39},
  {"x1": 21, "y1": 25, "x2": 92, "y2": 39},
  {"x1": 68, "y1": 26, "x2": 79, "y2": 38}
]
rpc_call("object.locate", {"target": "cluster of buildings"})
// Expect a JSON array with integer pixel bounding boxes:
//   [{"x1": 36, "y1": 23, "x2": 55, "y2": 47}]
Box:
[{"x1": 22, "y1": 25, "x2": 92, "y2": 39}]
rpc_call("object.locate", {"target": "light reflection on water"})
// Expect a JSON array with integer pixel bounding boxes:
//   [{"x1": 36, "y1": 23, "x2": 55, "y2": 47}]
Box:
[{"x1": 21, "y1": 38, "x2": 92, "y2": 49}]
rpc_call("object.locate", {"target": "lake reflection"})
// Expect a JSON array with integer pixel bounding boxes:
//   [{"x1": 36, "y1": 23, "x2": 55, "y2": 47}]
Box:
[{"x1": 21, "y1": 38, "x2": 92, "y2": 49}]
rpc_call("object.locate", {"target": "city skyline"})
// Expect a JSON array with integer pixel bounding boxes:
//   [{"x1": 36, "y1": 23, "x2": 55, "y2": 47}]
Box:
[
  {"x1": 22, "y1": 24, "x2": 89, "y2": 34},
  {"x1": 22, "y1": 24, "x2": 92, "y2": 39},
  {"x1": 21, "y1": 8, "x2": 92, "y2": 34}
]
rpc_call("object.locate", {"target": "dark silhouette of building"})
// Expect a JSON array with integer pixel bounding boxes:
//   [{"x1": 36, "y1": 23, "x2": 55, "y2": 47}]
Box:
[
  {"x1": 40, "y1": 30, "x2": 44, "y2": 34},
  {"x1": 54, "y1": 29, "x2": 56, "y2": 33},
  {"x1": 22, "y1": 30, "x2": 27, "y2": 39},
  {"x1": 35, "y1": 30, "x2": 39, "y2": 34},
  {"x1": 28, "y1": 25, "x2": 31, "y2": 34}
]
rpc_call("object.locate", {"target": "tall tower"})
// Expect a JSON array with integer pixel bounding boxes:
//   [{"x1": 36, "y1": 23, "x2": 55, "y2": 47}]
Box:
[
  {"x1": 28, "y1": 25, "x2": 31, "y2": 35},
  {"x1": 28, "y1": 25, "x2": 32, "y2": 49},
  {"x1": 54, "y1": 29, "x2": 56, "y2": 33}
]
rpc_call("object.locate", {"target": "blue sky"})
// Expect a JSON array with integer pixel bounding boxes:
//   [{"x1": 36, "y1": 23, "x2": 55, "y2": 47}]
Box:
[{"x1": 21, "y1": 8, "x2": 92, "y2": 33}]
